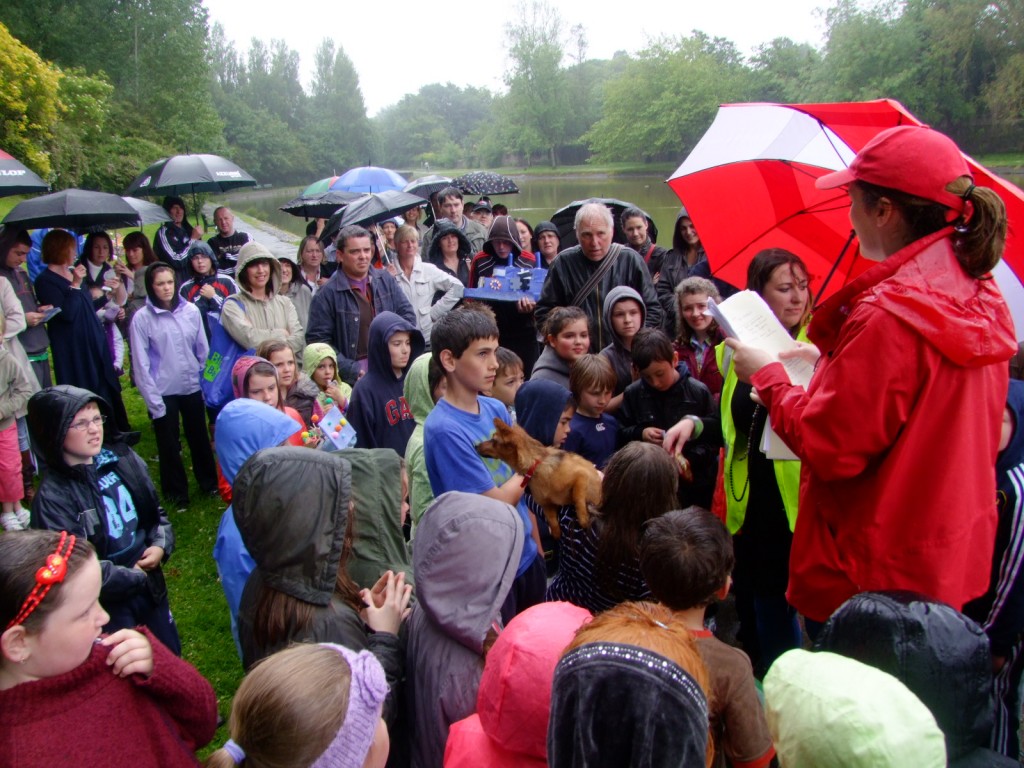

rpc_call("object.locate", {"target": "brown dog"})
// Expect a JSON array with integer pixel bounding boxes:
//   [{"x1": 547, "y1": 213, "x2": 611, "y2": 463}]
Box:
[{"x1": 476, "y1": 418, "x2": 601, "y2": 539}]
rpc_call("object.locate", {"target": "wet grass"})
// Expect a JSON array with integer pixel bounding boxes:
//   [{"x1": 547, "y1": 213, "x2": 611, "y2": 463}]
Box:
[{"x1": 121, "y1": 384, "x2": 241, "y2": 755}]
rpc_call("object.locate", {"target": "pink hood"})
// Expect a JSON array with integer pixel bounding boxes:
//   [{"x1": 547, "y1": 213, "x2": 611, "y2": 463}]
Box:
[{"x1": 445, "y1": 602, "x2": 591, "y2": 766}]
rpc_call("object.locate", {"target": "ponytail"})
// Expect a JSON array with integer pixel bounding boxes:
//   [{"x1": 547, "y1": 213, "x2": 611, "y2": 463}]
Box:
[{"x1": 948, "y1": 177, "x2": 1007, "y2": 278}]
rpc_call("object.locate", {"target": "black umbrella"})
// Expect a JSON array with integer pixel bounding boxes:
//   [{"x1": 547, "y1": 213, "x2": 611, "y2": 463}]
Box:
[
  {"x1": 0, "y1": 149, "x2": 48, "y2": 197},
  {"x1": 2, "y1": 189, "x2": 144, "y2": 230},
  {"x1": 279, "y1": 190, "x2": 359, "y2": 220},
  {"x1": 452, "y1": 171, "x2": 519, "y2": 196},
  {"x1": 124, "y1": 153, "x2": 257, "y2": 226},
  {"x1": 550, "y1": 198, "x2": 659, "y2": 248},
  {"x1": 319, "y1": 190, "x2": 426, "y2": 246},
  {"x1": 403, "y1": 174, "x2": 453, "y2": 201}
]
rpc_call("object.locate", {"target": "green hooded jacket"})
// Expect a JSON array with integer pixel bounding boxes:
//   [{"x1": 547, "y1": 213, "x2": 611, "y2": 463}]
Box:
[
  {"x1": 403, "y1": 353, "x2": 436, "y2": 540},
  {"x1": 335, "y1": 447, "x2": 414, "y2": 591}
]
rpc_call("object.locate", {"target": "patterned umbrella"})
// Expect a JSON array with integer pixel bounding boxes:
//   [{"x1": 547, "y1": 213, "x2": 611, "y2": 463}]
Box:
[
  {"x1": 452, "y1": 171, "x2": 519, "y2": 196},
  {"x1": 330, "y1": 166, "x2": 408, "y2": 194},
  {"x1": 0, "y1": 149, "x2": 48, "y2": 197}
]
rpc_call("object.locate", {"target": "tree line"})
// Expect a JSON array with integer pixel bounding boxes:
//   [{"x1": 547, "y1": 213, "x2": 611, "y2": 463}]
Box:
[{"x1": 1, "y1": 0, "x2": 1023, "y2": 193}]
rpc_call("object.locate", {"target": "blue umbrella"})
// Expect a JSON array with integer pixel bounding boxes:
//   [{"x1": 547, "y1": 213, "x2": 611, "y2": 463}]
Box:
[{"x1": 330, "y1": 166, "x2": 408, "y2": 194}]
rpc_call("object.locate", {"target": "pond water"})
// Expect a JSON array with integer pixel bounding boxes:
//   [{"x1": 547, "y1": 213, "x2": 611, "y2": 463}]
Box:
[
  {"x1": 220, "y1": 173, "x2": 688, "y2": 246},
  {"x1": 220, "y1": 170, "x2": 1024, "y2": 252}
]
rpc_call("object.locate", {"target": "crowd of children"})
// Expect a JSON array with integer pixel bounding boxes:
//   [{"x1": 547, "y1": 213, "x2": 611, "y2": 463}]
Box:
[{"x1": 3, "y1": 123, "x2": 1024, "y2": 766}]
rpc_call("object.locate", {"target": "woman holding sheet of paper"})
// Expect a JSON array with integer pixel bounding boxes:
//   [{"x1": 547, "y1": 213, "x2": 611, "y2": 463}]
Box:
[
  {"x1": 713, "y1": 249, "x2": 811, "y2": 676},
  {"x1": 707, "y1": 125, "x2": 1017, "y2": 626}
]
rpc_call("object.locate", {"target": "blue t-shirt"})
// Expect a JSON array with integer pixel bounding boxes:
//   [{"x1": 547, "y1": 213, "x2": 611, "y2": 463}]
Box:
[
  {"x1": 563, "y1": 412, "x2": 619, "y2": 470},
  {"x1": 424, "y1": 396, "x2": 539, "y2": 576}
]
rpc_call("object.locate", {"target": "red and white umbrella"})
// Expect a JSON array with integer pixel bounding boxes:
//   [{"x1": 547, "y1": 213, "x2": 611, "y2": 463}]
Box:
[{"x1": 668, "y1": 100, "x2": 1024, "y2": 336}]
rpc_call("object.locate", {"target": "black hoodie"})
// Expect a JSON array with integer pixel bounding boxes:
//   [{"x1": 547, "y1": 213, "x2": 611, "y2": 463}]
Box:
[
  {"x1": 346, "y1": 311, "x2": 425, "y2": 456},
  {"x1": 27, "y1": 385, "x2": 173, "y2": 604},
  {"x1": 426, "y1": 219, "x2": 473, "y2": 287}
]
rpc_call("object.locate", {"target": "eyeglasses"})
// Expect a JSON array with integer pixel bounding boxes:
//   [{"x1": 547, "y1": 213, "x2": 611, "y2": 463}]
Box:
[{"x1": 69, "y1": 415, "x2": 106, "y2": 432}]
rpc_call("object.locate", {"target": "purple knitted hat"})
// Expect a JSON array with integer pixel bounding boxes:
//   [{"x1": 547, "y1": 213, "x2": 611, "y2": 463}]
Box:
[{"x1": 309, "y1": 643, "x2": 389, "y2": 768}]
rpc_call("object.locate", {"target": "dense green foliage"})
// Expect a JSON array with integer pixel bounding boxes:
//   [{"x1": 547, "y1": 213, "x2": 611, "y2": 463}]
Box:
[{"x1": 2, "y1": 0, "x2": 1024, "y2": 188}]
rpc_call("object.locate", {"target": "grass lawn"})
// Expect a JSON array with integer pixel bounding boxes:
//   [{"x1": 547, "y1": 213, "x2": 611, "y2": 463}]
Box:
[{"x1": 119, "y1": 382, "x2": 243, "y2": 753}]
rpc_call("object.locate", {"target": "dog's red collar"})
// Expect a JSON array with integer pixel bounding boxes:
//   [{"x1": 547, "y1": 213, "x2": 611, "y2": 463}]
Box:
[{"x1": 520, "y1": 458, "x2": 543, "y2": 488}]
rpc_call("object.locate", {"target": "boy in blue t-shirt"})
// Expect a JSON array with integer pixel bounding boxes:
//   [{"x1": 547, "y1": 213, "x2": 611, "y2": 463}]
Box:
[
  {"x1": 562, "y1": 353, "x2": 619, "y2": 469},
  {"x1": 424, "y1": 306, "x2": 545, "y2": 620}
]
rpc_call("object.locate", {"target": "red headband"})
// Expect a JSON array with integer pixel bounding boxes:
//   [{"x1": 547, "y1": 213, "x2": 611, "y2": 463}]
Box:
[{"x1": 5, "y1": 532, "x2": 77, "y2": 631}]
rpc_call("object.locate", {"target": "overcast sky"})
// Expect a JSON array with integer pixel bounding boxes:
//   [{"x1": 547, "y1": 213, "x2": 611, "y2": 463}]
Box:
[{"x1": 203, "y1": 0, "x2": 833, "y2": 116}]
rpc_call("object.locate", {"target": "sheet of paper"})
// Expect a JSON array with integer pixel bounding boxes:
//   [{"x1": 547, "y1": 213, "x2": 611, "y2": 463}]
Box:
[
  {"x1": 710, "y1": 291, "x2": 810, "y2": 461},
  {"x1": 708, "y1": 292, "x2": 813, "y2": 386},
  {"x1": 760, "y1": 416, "x2": 799, "y2": 461}
]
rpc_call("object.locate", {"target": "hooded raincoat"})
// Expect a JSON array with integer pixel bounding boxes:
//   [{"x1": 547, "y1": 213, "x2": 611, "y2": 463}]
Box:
[
  {"x1": 752, "y1": 228, "x2": 1018, "y2": 622},
  {"x1": 27, "y1": 386, "x2": 177, "y2": 650},
  {"x1": 816, "y1": 590, "x2": 1018, "y2": 767},
  {"x1": 404, "y1": 353, "x2": 437, "y2": 538},
  {"x1": 547, "y1": 642, "x2": 710, "y2": 768},
  {"x1": 302, "y1": 342, "x2": 354, "y2": 414},
  {"x1": 334, "y1": 446, "x2": 414, "y2": 591},
  {"x1": 220, "y1": 242, "x2": 304, "y2": 357},
  {"x1": 764, "y1": 649, "x2": 946, "y2": 768},
  {"x1": 600, "y1": 285, "x2": 646, "y2": 396},
  {"x1": 346, "y1": 311, "x2": 424, "y2": 456},
  {"x1": 444, "y1": 602, "x2": 592, "y2": 768},
  {"x1": 233, "y1": 447, "x2": 405, "y2": 723},
  {"x1": 426, "y1": 219, "x2": 474, "y2": 287},
  {"x1": 407, "y1": 492, "x2": 525, "y2": 768},
  {"x1": 177, "y1": 242, "x2": 239, "y2": 341},
  {"x1": 467, "y1": 216, "x2": 540, "y2": 377},
  {"x1": 212, "y1": 398, "x2": 303, "y2": 649}
]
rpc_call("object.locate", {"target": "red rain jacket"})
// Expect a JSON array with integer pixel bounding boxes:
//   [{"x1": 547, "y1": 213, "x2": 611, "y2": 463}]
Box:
[{"x1": 753, "y1": 228, "x2": 1017, "y2": 622}]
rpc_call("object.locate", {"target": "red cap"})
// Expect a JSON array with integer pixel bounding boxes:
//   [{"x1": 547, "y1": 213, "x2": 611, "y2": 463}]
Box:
[{"x1": 816, "y1": 125, "x2": 972, "y2": 213}]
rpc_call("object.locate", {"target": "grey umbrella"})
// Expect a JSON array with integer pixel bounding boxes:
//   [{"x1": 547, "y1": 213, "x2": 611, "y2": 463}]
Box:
[
  {"x1": 122, "y1": 196, "x2": 171, "y2": 225},
  {"x1": 279, "y1": 190, "x2": 360, "y2": 220},
  {"x1": 319, "y1": 190, "x2": 426, "y2": 246},
  {"x1": 403, "y1": 174, "x2": 453, "y2": 201}
]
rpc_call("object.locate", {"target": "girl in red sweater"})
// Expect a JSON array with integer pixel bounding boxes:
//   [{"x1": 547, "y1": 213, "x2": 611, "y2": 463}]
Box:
[{"x1": 0, "y1": 529, "x2": 217, "y2": 767}]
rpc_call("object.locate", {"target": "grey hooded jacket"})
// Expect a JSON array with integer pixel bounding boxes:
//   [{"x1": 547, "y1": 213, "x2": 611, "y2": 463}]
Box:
[{"x1": 406, "y1": 492, "x2": 525, "y2": 768}]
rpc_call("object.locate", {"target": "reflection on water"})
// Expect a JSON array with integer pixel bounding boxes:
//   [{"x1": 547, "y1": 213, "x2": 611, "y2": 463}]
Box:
[{"x1": 218, "y1": 174, "x2": 687, "y2": 246}]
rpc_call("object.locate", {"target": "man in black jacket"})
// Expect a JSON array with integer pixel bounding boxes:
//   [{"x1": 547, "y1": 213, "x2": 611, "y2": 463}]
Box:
[{"x1": 535, "y1": 202, "x2": 662, "y2": 352}]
